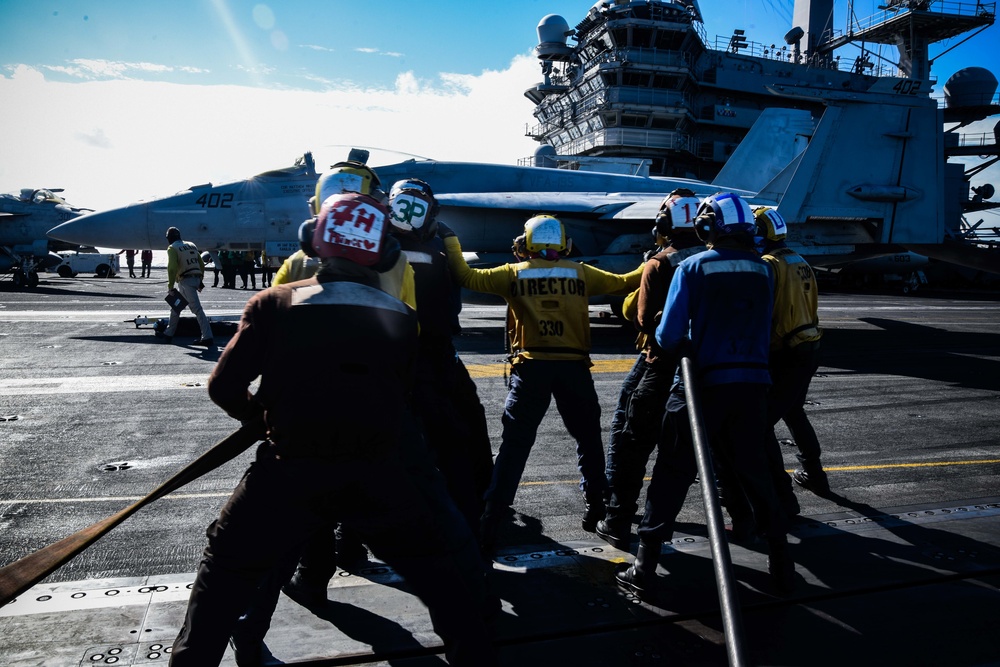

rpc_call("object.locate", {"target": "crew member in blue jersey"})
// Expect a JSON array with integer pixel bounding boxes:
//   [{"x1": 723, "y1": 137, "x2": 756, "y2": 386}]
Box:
[
  {"x1": 169, "y1": 192, "x2": 496, "y2": 667},
  {"x1": 615, "y1": 192, "x2": 795, "y2": 598},
  {"x1": 440, "y1": 214, "x2": 642, "y2": 555},
  {"x1": 597, "y1": 189, "x2": 706, "y2": 551},
  {"x1": 755, "y1": 206, "x2": 829, "y2": 494}
]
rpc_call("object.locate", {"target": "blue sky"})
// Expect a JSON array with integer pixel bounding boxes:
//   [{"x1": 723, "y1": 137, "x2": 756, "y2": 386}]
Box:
[{"x1": 0, "y1": 0, "x2": 996, "y2": 213}]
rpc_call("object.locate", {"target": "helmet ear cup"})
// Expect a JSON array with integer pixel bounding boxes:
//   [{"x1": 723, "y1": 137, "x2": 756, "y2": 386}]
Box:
[
  {"x1": 653, "y1": 210, "x2": 672, "y2": 241},
  {"x1": 694, "y1": 211, "x2": 715, "y2": 243},
  {"x1": 299, "y1": 218, "x2": 318, "y2": 257},
  {"x1": 511, "y1": 234, "x2": 528, "y2": 261}
]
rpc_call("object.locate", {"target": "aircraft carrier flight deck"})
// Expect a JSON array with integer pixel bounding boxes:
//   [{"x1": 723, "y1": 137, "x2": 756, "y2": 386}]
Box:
[{"x1": 1, "y1": 270, "x2": 999, "y2": 666}]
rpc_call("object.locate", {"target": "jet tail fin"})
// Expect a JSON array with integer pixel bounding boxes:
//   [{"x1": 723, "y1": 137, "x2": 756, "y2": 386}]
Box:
[{"x1": 711, "y1": 108, "x2": 814, "y2": 193}]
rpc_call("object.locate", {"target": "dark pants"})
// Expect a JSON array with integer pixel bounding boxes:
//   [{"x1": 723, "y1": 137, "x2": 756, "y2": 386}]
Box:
[
  {"x1": 169, "y1": 445, "x2": 496, "y2": 667},
  {"x1": 768, "y1": 343, "x2": 822, "y2": 462},
  {"x1": 229, "y1": 408, "x2": 497, "y2": 664},
  {"x1": 605, "y1": 354, "x2": 674, "y2": 523},
  {"x1": 638, "y1": 383, "x2": 788, "y2": 544},
  {"x1": 412, "y1": 341, "x2": 494, "y2": 534},
  {"x1": 485, "y1": 359, "x2": 608, "y2": 509}
]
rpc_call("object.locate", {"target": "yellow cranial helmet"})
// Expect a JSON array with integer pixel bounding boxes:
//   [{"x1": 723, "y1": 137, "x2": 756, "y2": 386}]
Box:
[
  {"x1": 313, "y1": 161, "x2": 381, "y2": 214},
  {"x1": 523, "y1": 214, "x2": 567, "y2": 257},
  {"x1": 753, "y1": 207, "x2": 788, "y2": 242}
]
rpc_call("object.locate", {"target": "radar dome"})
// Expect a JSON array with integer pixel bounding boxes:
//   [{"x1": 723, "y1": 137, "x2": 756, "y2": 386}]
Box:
[
  {"x1": 532, "y1": 144, "x2": 558, "y2": 168},
  {"x1": 944, "y1": 67, "x2": 998, "y2": 108},
  {"x1": 537, "y1": 14, "x2": 571, "y2": 45},
  {"x1": 535, "y1": 14, "x2": 574, "y2": 60}
]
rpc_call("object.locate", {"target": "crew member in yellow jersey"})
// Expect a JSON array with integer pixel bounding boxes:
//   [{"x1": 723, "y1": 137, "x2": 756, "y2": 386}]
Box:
[
  {"x1": 161, "y1": 226, "x2": 214, "y2": 346},
  {"x1": 755, "y1": 207, "x2": 829, "y2": 494},
  {"x1": 439, "y1": 215, "x2": 642, "y2": 555}
]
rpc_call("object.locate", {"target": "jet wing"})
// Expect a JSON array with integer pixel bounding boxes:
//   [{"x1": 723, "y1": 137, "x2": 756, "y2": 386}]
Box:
[{"x1": 437, "y1": 191, "x2": 666, "y2": 218}]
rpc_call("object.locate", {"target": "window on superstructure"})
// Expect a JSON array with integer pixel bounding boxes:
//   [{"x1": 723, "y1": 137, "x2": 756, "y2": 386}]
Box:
[
  {"x1": 621, "y1": 114, "x2": 647, "y2": 127},
  {"x1": 650, "y1": 117, "x2": 678, "y2": 129},
  {"x1": 652, "y1": 74, "x2": 681, "y2": 89},
  {"x1": 633, "y1": 27, "x2": 653, "y2": 48},
  {"x1": 623, "y1": 71, "x2": 651, "y2": 87},
  {"x1": 601, "y1": 112, "x2": 618, "y2": 127}
]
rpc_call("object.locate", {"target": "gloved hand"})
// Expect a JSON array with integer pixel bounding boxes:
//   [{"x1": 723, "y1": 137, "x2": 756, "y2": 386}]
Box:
[
  {"x1": 436, "y1": 222, "x2": 456, "y2": 239},
  {"x1": 643, "y1": 247, "x2": 659, "y2": 262},
  {"x1": 198, "y1": 281, "x2": 205, "y2": 292}
]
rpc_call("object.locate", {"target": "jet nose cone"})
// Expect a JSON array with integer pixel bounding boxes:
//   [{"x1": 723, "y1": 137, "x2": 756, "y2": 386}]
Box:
[{"x1": 48, "y1": 203, "x2": 152, "y2": 249}]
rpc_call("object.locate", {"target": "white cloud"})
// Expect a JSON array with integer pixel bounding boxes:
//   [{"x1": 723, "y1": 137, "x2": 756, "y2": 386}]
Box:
[
  {"x1": 42, "y1": 59, "x2": 207, "y2": 80},
  {"x1": 300, "y1": 44, "x2": 334, "y2": 52},
  {"x1": 353, "y1": 47, "x2": 405, "y2": 58},
  {"x1": 0, "y1": 57, "x2": 542, "y2": 211}
]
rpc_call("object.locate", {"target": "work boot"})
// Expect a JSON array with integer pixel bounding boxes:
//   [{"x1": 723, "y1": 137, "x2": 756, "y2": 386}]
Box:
[
  {"x1": 192, "y1": 337, "x2": 215, "y2": 347},
  {"x1": 228, "y1": 627, "x2": 273, "y2": 667},
  {"x1": 792, "y1": 456, "x2": 830, "y2": 495},
  {"x1": 767, "y1": 539, "x2": 796, "y2": 595},
  {"x1": 595, "y1": 517, "x2": 632, "y2": 551},
  {"x1": 581, "y1": 498, "x2": 606, "y2": 533},
  {"x1": 281, "y1": 571, "x2": 328, "y2": 609},
  {"x1": 614, "y1": 540, "x2": 661, "y2": 599},
  {"x1": 335, "y1": 527, "x2": 369, "y2": 572}
]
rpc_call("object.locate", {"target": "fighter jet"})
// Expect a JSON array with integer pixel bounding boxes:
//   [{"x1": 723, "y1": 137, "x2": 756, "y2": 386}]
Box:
[{"x1": 0, "y1": 188, "x2": 93, "y2": 288}]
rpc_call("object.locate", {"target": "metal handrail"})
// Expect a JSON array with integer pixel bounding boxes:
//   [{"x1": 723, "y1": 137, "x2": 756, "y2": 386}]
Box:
[{"x1": 680, "y1": 356, "x2": 748, "y2": 667}]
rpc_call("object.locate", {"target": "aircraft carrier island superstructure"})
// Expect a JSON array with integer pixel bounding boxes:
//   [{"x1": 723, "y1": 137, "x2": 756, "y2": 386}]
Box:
[{"x1": 524, "y1": 0, "x2": 1000, "y2": 251}]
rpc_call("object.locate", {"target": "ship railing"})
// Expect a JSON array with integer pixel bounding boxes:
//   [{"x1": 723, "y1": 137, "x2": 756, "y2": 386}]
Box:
[
  {"x1": 601, "y1": 87, "x2": 692, "y2": 108},
  {"x1": 705, "y1": 34, "x2": 898, "y2": 76},
  {"x1": 555, "y1": 128, "x2": 696, "y2": 155},
  {"x1": 589, "y1": 47, "x2": 695, "y2": 71},
  {"x1": 950, "y1": 131, "x2": 999, "y2": 148},
  {"x1": 848, "y1": 0, "x2": 996, "y2": 35}
]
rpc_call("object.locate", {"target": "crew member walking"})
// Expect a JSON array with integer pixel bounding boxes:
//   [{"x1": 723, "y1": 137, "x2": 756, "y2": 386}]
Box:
[
  {"x1": 755, "y1": 206, "x2": 829, "y2": 493},
  {"x1": 160, "y1": 227, "x2": 214, "y2": 347}
]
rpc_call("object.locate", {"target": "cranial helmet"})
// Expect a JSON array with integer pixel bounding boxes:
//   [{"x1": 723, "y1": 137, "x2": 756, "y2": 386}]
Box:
[
  {"x1": 653, "y1": 188, "x2": 701, "y2": 241},
  {"x1": 693, "y1": 192, "x2": 755, "y2": 243},
  {"x1": 524, "y1": 214, "x2": 571, "y2": 259},
  {"x1": 306, "y1": 192, "x2": 389, "y2": 266},
  {"x1": 753, "y1": 207, "x2": 788, "y2": 242},
  {"x1": 165, "y1": 227, "x2": 181, "y2": 243},
  {"x1": 313, "y1": 161, "x2": 382, "y2": 214},
  {"x1": 388, "y1": 178, "x2": 439, "y2": 240}
]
